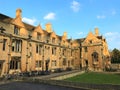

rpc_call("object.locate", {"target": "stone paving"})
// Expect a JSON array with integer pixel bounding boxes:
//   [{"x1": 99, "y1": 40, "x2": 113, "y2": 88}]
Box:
[
  {"x1": 0, "y1": 70, "x2": 120, "y2": 90},
  {"x1": 0, "y1": 81, "x2": 87, "y2": 90},
  {"x1": 31, "y1": 70, "x2": 82, "y2": 80}
]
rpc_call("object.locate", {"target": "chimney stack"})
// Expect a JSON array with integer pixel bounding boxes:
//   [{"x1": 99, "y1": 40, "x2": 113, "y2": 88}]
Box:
[
  {"x1": 63, "y1": 32, "x2": 67, "y2": 39},
  {"x1": 16, "y1": 8, "x2": 22, "y2": 19},
  {"x1": 46, "y1": 23, "x2": 52, "y2": 33}
]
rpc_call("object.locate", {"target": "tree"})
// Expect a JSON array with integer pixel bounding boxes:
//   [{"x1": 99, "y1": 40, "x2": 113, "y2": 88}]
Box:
[{"x1": 111, "y1": 48, "x2": 120, "y2": 63}]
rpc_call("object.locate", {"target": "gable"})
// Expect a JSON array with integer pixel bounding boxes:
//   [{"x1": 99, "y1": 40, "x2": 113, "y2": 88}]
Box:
[
  {"x1": 50, "y1": 31, "x2": 56, "y2": 38},
  {"x1": 83, "y1": 32, "x2": 100, "y2": 44},
  {"x1": 34, "y1": 25, "x2": 44, "y2": 34}
]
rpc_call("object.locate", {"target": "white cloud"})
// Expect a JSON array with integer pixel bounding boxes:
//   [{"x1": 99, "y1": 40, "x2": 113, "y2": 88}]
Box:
[
  {"x1": 22, "y1": 17, "x2": 37, "y2": 25},
  {"x1": 77, "y1": 32, "x2": 84, "y2": 35},
  {"x1": 97, "y1": 15, "x2": 106, "y2": 19},
  {"x1": 44, "y1": 12, "x2": 56, "y2": 20},
  {"x1": 104, "y1": 32, "x2": 120, "y2": 49},
  {"x1": 111, "y1": 10, "x2": 116, "y2": 15},
  {"x1": 104, "y1": 32, "x2": 120, "y2": 42},
  {"x1": 71, "y1": 0, "x2": 80, "y2": 12}
]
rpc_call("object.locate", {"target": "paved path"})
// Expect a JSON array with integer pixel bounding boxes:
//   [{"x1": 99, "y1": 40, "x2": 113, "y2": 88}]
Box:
[
  {"x1": 0, "y1": 81, "x2": 87, "y2": 90},
  {"x1": 32, "y1": 70, "x2": 83, "y2": 80}
]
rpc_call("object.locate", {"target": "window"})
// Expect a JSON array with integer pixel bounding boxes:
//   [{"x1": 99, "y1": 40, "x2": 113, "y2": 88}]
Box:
[
  {"x1": 63, "y1": 49, "x2": 66, "y2": 56},
  {"x1": 3, "y1": 39, "x2": 6, "y2": 51},
  {"x1": 10, "y1": 60, "x2": 20, "y2": 69},
  {"x1": 71, "y1": 50, "x2": 73, "y2": 56},
  {"x1": 89, "y1": 40, "x2": 92, "y2": 44},
  {"x1": 52, "y1": 47, "x2": 56, "y2": 55},
  {"x1": 37, "y1": 33, "x2": 41, "y2": 40},
  {"x1": 36, "y1": 44, "x2": 39, "y2": 53},
  {"x1": 36, "y1": 61, "x2": 42, "y2": 67},
  {"x1": 0, "y1": 63, "x2": 2, "y2": 69},
  {"x1": 16, "y1": 40, "x2": 21, "y2": 52},
  {"x1": 36, "y1": 44, "x2": 42, "y2": 54},
  {"x1": 12, "y1": 39, "x2": 22, "y2": 52},
  {"x1": 71, "y1": 59, "x2": 74, "y2": 65},
  {"x1": 14, "y1": 26, "x2": 20, "y2": 35},
  {"x1": 12, "y1": 40, "x2": 15, "y2": 51},
  {"x1": 52, "y1": 60, "x2": 56, "y2": 66},
  {"x1": 84, "y1": 47, "x2": 88, "y2": 52},
  {"x1": 92, "y1": 52, "x2": 98, "y2": 62},
  {"x1": 52, "y1": 38, "x2": 55, "y2": 43},
  {"x1": 63, "y1": 59, "x2": 66, "y2": 66},
  {"x1": 39, "y1": 45, "x2": 42, "y2": 55}
]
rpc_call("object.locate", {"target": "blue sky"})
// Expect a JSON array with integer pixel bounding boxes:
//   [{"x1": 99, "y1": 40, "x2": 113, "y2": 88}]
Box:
[{"x1": 0, "y1": 0, "x2": 120, "y2": 50}]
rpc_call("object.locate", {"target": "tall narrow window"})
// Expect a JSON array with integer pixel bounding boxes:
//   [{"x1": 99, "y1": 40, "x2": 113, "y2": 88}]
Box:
[
  {"x1": 84, "y1": 47, "x2": 88, "y2": 52},
  {"x1": 14, "y1": 26, "x2": 20, "y2": 35},
  {"x1": 39, "y1": 45, "x2": 42, "y2": 55},
  {"x1": 16, "y1": 40, "x2": 21, "y2": 52},
  {"x1": 63, "y1": 49, "x2": 66, "y2": 56},
  {"x1": 3, "y1": 39, "x2": 6, "y2": 51},
  {"x1": 63, "y1": 59, "x2": 66, "y2": 66},
  {"x1": 71, "y1": 59, "x2": 74, "y2": 65},
  {"x1": 12, "y1": 40, "x2": 15, "y2": 51},
  {"x1": 36, "y1": 44, "x2": 38, "y2": 53},
  {"x1": 52, "y1": 47, "x2": 56, "y2": 55},
  {"x1": 71, "y1": 50, "x2": 73, "y2": 56},
  {"x1": 11, "y1": 39, "x2": 22, "y2": 52}
]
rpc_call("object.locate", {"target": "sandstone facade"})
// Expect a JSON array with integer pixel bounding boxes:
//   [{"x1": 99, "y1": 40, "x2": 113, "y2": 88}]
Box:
[{"x1": 0, "y1": 9, "x2": 110, "y2": 76}]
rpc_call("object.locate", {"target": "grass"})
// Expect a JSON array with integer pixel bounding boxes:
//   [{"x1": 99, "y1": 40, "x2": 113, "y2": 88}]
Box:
[{"x1": 65, "y1": 72, "x2": 120, "y2": 85}]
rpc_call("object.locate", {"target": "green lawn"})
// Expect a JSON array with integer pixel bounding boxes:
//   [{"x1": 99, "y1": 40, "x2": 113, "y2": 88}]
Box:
[{"x1": 65, "y1": 72, "x2": 120, "y2": 85}]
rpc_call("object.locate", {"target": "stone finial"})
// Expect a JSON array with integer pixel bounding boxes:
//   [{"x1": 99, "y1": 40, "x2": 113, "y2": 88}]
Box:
[
  {"x1": 63, "y1": 32, "x2": 67, "y2": 39},
  {"x1": 46, "y1": 23, "x2": 52, "y2": 33},
  {"x1": 16, "y1": 8, "x2": 22, "y2": 18},
  {"x1": 63, "y1": 32, "x2": 67, "y2": 36},
  {"x1": 95, "y1": 27, "x2": 99, "y2": 36}
]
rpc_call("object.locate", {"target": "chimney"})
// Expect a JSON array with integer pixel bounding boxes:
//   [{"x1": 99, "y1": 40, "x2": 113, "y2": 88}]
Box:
[
  {"x1": 95, "y1": 27, "x2": 99, "y2": 36},
  {"x1": 16, "y1": 8, "x2": 22, "y2": 19},
  {"x1": 46, "y1": 23, "x2": 52, "y2": 33}
]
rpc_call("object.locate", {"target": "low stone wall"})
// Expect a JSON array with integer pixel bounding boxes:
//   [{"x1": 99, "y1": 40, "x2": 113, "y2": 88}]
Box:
[
  {"x1": 50, "y1": 71, "x2": 84, "y2": 80},
  {"x1": 111, "y1": 64, "x2": 120, "y2": 70}
]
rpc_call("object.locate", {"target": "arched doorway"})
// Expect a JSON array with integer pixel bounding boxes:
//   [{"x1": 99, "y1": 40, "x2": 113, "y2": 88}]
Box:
[{"x1": 92, "y1": 52, "x2": 99, "y2": 70}]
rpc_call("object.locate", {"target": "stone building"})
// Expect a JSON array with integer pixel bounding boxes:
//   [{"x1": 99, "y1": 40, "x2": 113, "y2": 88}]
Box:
[{"x1": 0, "y1": 9, "x2": 110, "y2": 76}]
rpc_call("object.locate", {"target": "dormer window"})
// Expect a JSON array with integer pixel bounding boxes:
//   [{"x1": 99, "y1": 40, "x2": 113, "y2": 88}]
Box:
[
  {"x1": 37, "y1": 32, "x2": 41, "y2": 40},
  {"x1": 89, "y1": 40, "x2": 92, "y2": 44},
  {"x1": 14, "y1": 26, "x2": 20, "y2": 35},
  {"x1": 52, "y1": 38, "x2": 55, "y2": 43}
]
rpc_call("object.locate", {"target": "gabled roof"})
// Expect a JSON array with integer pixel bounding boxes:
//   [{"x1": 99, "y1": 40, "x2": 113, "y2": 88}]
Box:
[
  {"x1": 34, "y1": 24, "x2": 44, "y2": 34},
  {"x1": 83, "y1": 31, "x2": 100, "y2": 43},
  {"x1": 0, "y1": 13, "x2": 35, "y2": 30},
  {"x1": 0, "y1": 13, "x2": 12, "y2": 23}
]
